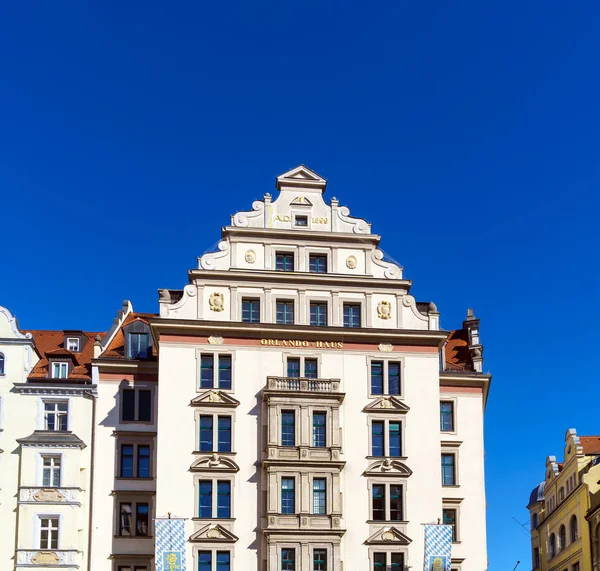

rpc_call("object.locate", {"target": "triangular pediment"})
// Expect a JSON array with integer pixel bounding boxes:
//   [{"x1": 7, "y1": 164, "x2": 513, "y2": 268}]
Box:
[
  {"x1": 366, "y1": 526, "x2": 412, "y2": 545},
  {"x1": 190, "y1": 390, "x2": 240, "y2": 408},
  {"x1": 189, "y1": 523, "x2": 238, "y2": 543},
  {"x1": 364, "y1": 459, "x2": 412, "y2": 477},
  {"x1": 363, "y1": 396, "x2": 410, "y2": 414},
  {"x1": 276, "y1": 165, "x2": 327, "y2": 191},
  {"x1": 290, "y1": 196, "x2": 313, "y2": 206},
  {"x1": 190, "y1": 454, "x2": 239, "y2": 473}
]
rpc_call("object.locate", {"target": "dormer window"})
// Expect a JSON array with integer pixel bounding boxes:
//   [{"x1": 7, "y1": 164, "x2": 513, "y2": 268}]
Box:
[
  {"x1": 51, "y1": 362, "x2": 69, "y2": 379},
  {"x1": 294, "y1": 215, "x2": 308, "y2": 227},
  {"x1": 66, "y1": 337, "x2": 80, "y2": 352},
  {"x1": 128, "y1": 333, "x2": 149, "y2": 359}
]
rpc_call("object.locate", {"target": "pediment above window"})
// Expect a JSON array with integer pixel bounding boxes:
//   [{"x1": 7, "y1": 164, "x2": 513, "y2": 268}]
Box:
[
  {"x1": 190, "y1": 390, "x2": 240, "y2": 408},
  {"x1": 364, "y1": 459, "x2": 412, "y2": 477},
  {"x1": 189, "y1": 523, "x2": 238, "y2": 543},
  {"x1": 363, "y1": 396, "x2": 409, "y2": 414},
  {"x1": 190, "y1": 454, "x2": 239, "y2": 473},
  {"x1": 366, "y1": 526, "x2": 412, "y2": 545}
]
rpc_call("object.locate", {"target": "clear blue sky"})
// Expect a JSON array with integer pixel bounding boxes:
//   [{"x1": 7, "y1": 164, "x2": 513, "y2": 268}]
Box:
[{"x1": 2, "y1": 2, "x2": 599, "y2": 569}]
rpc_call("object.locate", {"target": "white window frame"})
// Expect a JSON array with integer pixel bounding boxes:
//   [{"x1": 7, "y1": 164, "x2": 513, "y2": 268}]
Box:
[
  {"x1": 193, "y1": 549, "x2": 234, "y2": 571},
  {"x1": 195, "y1": 350, "x2": 236, "y2": 392},
  {"x1": 66, "y1": 337, "x2": 80, "y2": 352},
  {"x1": 41, "y1": 399, "x2": 69, "y2": 431},
  {"x1": 440, "y1": 398, "x2": 458, "y2": 434},
  {"x1": 195, "y1": 412, "x2": 234, "y2": 453},
  {"x1": 369, "y1": 550, "x2": 406, "y2": 571},
  {"x1": 442, "y1": 503, "x2": 461, "y2": 542},
  {"x1": 367, "y1": 357, "x2": 404, "y2": 398},
  {"x1": 441, "y1": 448, "x2": 459, "y2": 487},
  {"x1": 37, "y1": 514, "x2": 60, "y2": 549},
  {"x1": 306, "y1": 249, "x2": 331, "y2": 274},
  {"x1": 51, "y1": 361, "x2": 69, "y2": 379},
  {"x1": 367, "y1": 480, "x2": 406, "y2": 522},
  {"x1": 194, "y1": 476, "x2": 235, "y2": 519},
  {"x1": 0, "y1": 352, "x2": 5, "y2": 376},
  {"x1": 283, "y1": 352, "x2": 322, "y2": 379},
  {"x1": 40, "y1": 454, "x2": 62, "y2": 487},
  {"x1": 367, "y1": 417, "x2": 405, "y2": 458},
  {"x1": 119, "y1": 385, "x2": 155, "y2": 424}
]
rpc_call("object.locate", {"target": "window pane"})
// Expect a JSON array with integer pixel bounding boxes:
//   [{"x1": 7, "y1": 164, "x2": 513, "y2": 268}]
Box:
[
  {"x1": 371, "y1": 362, "x2": 383, "y2": 395},
  {"x1": 295, "y1": 216, "x2": 308, "y2": 227},
  {"x1": 391, "y1": 553, "x2": 404, "y2": 569},
  {"x1": 199, "y1": 481, "x2": 213, "y2": 518},
  {"x1": 281, "y1": 478, "x2": 295, "y2": 514},
  {"x1": 138, "y1": 445, "x2": 151, "y2": 478},
  {"x1": 440, "y1": 401, "x2": 454, "y2": 431},
  {"x1": 313, "y1": 412, "x2": 326, "y2": 447},
  {"x1": 217, "y1": 481, "x2": 231, "y2": 518},
  {"x1": 388, "y1": 362, "x2": 401, "y2": 395},
  {"x1": 304, "y1": 358, "x2": 318, "y2": 379},
  {"x1": 218, "y1": 355, "x2": 232, "y2": 390},
  {"x1": 121, "y1": 444, "x2": 134, "y2": 477},
  {"x1": 200, "y1": 416, "x2": 214, "y2": 452},
  {"x1": 217, "y1": 551, "x2": 231, "y2": 571},
  {"x1": 138, "y1": 390, "x2": 152, "y2": 422},
  {"x1": 343, "y1": 304, "x2": 361, "y2": 328},
  {"x1": 276, "y1": 253, "x2": 294, "y2": 272},
  {"x1": 129, "y1": 333, "x2": 149, "y2": 359},
  {"x1": 276, "y1": 301, "x2": 294, "y2": 325},
  {"x1": 136, "y1": 503, "x2": 149, "y2": 536},
  {"x1": 282, "y1": 548, "x2": 295, "y2": 571},
  {"x1": 122, "y1": 390, "x2": 136, "y2": 421},
  {"x1": 242, "y1": 299, "x2": 260, "y2": 323},
  {"x1": 309, "y1": 255, "x2": 327, "y2": 273},
  {"x1": 372, "y1": 421, "x2": 384, "y2": 456},
  {"x1": 313, "y1": 549, "x2": 327, "y2": 571},
  {"x1": 281, "y1": 411, "x2": 295, "y2": 447},
  {"x1": 310, "y1": 303, "x2": 327, "y2": 326},
  {"x1": 287, "y1": 358, "x2": 301, "y2": 378},
  {"x1": 200, "y1": 355, "x2": 214, "y2": 388},
  {"x1": 218, "y1": 416, "x2": 232, "y2": 452},
  {"x1": 373, "y1": 553, "x2": 387, "y2": 569},
  {"x1": 389, "y1": 422, "x2": 401, "y2": 457},
  {"x1": 120, "y1": 503, "x2": 133, "y2": 535},
  {"x1": 442, "y1": 454, "x2": 455, "y2": 485},
  {"x1": 198, "y1": 551, "x2": 212, "y2": 571},
  {"x1": 443, "y1": 508, "x2": 457, "y2": 541},
  {"x1": 372, "y1": 484, "x2": 385, "y2": 521},
  {"x1": 312, "y1": 478, "x2": 326, "y2": 515},
  {"x1": 390, "y1": 484, "x2": 403, "y2": 520}
]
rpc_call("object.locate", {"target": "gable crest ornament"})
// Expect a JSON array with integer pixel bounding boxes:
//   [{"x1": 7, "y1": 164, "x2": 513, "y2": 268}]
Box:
[
  {"x1": 377, "y1": 301, "x2": 392, "y2": 320},
  {"x1": 209, "y1": 292, "x2": 224, "y2": 312}
]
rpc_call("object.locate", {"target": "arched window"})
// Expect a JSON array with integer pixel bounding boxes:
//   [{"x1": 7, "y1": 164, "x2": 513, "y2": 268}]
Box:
[
  {"x1": 549, "y1": 533, "x2": 556, "y2": 558},
  {"x1": 571, "y1": 515, "x2": 578, "y2": 543},
  {"x1": 0, "y1": 352, "x2": 4, "y2": 375},
  {"x1": 559, "y1": 487, "x2": 565, "y2": 501},
  {"x1": 532, "y1": 512, "x2": 539, "y2": 529},
  {"x1": 559, "y1": 525, "x2": 567, "y2": 551}
]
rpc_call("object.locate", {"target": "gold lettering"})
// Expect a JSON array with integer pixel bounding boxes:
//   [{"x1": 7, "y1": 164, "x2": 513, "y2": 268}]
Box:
[
  {"x1": 337, "y1": 342, "x2": 343, "y2": 349},
  {"x1": 302, "y1": 341, "x2": 309, "y2": 347},
  {"x1": 260, "y1": 339, "x2": 268, "y2": 345},
  {"x1": 260, "y1": 338, "x2": 343, "y2": 349}
]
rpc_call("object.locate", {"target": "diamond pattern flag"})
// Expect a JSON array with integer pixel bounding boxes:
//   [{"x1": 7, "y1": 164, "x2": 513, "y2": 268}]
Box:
[
  {"x1": 423, "y1": 524, "x2": 452, "y2": 571},
  {"x1": 155, "y1": 517, "x2": 186, "y2": 571}
]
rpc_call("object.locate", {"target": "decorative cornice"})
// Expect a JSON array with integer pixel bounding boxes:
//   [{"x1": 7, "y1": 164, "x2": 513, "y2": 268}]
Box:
[
  {"x1": 0, "y1": 305, "x2": 32, "y2": 341},
  {"x1": 13, "y1": 383, "x2": 97, "y2": 397},
  {"x1": 199, "y1": 240, "x2": 232, "y2": 270}
]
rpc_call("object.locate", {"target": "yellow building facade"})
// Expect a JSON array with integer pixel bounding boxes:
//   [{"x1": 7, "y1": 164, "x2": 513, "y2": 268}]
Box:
[{"x1": 528, "y1": 430, "x2": 600, "y2": 571}]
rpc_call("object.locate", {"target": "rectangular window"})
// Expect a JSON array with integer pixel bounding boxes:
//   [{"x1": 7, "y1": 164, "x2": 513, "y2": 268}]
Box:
[
  {"x1": 312, "y1": 478, "x2": 326, "y2": 515},
  {"x1": 281, "y1": 478, "x2": 295, "y2": 514},
  {"x1": 199, "y1": 481, "x2": 213, "y2": 518},
  {"x1": 440, "y1": 401, "x2": 454, "y2": 432},
  {"x1": 217, "y1": 481, "x2": 231, "y2": 518},
  {"x1": 343, "y1": 304, "x2": 361, "y2": 328},
  {"x1": 389, "y1": 422, "x2": 401, "y2": 457},
  {"x1": 388, "y1": 362, "x2": 400, "y2": 395},
  {"x1": 119, "y1": 502, "x2": 133, "y2": 535},
  {"x1": 66, "y1": 337, "x2": 80, "y2": 352},
  {"x1": 121, "y1": 389, "x2": 152, "y2": 422},
  {"x1": 218, "y1": 355, "x2": 232, "y2": 389},
  {"x1": 42, "y1": 456, "x2": 61, "y2": 487},
  {"x1": 372, "y1": 484, "x2": 386, "y2": 521},
  {"x1": 443, "y1": 508, "x2": 457, "y2": 541},
  {"x1": 310, "y1": 302, "x2": 328, "y2": 326},
  {"x1": 44, "y1": 401, "x2": 68, "y2": 431},
  {"x1": 276, "y1": 301, "x2": 295, "y2": 325},
  {"x1": 122, "y1": 389, "x2": 136, "y2": 420},
  {"x1": 533, "y1": 548, "x2": 540, "y2": 569},
  {"x1": 287, "y1": 358, "x2": 301, "y2": 378},
  {"x1": 137, "y1": 445, "x2": 150, "y2": 478},
  {"x1": 304, "y1": 358, "x2": 318, "y2": 379},
  {"x1": 200, "y1": 416, "x2": 214, "y2": 452},
  {"x1": 389, "y1": 484, "x2": 403, "y2": 520},
  {"x1": 371, "y1": 362, "x2": 384, "y2": 395},
  {"x1": 121, "y1": 445, "x2": 134, "y2": 477},
  {"x1": 282, "y1": 548, "x2": 295, "y2": 571},
  {"x1": 242, "y1": 299, "x2": 260, "y2": 323},
  {"x1": 200, "y1": 355, "x2": 214, "y2": 389},
  {"x1": 199, "y1": 552, "x2": 211, "y2": 571},
  {"x1": 39, "y1": 517, "x2": 59, "y2": 549},
  {"x1": 216, "y1": 552, "x2": 231, "y2": 571},
  {"x1": 281, "y1": 411, "x2": 295, "y2": 447},
  {"x1": 313, "y1": 412, "x2": 326, "y2": 447},
  {"x1": 218, "y1": 416, "x2": 232, "y2": 452},
  {"x1": 391, "y1": 553, "x2": 404, "y2": 569},
  {"x1": 138, "y1": 390, "x2": 152, "y2": 422},
  {"x1": 442, "y1": 454, "x2": 456, "y2": 486},
  {"x1": 51, "y1": 362, "x2": 68, "y2": 379},
  {"x1": 309, "y1": 254, "x2": 328, "y2": 273},
  {"x1": 128, "y1": 332, "x2": 150, "y2": 359},
  {"x1": 295, "y1": 215, "x2": 308, "y2": 227},
  {"x1": 136, "y1": 503, "x2": 149, "y2": 536},
  {"x1": 373, "y1": 553, "x2": 387, "y2": 569},
  {"x1": 372, "y1": 421, "x2": 385, "y2": 457},
  {"x1": 313, "y1": 549, "x2": 327, "y2": 571},
  {"x1": 276, "y1": 252, "x2": 294, "y2": 271}
]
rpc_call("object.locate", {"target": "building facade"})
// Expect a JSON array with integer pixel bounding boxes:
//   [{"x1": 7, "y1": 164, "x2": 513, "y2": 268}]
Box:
[
  {"x1": 0, "y1": 165, "x2": 491, "y2": 571},
  {"x1": 527, "y1": 429, "x2": 600, "y2": 571}
]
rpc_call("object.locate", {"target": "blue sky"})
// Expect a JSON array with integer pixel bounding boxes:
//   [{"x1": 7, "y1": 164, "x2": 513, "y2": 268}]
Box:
[{"x1": 2, "y1": 2, "x2": 600, "y2": 568}]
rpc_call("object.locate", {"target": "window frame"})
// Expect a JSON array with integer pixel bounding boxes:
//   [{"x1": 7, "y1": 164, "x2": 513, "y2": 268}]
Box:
[
  {"x1": 42, "y1": 399, "x2": 69, "y2": 431},
  {"x1": 0, "y1": 352, "x2": 5, "y2": 375},
  {"x1": 127, "y1": 332, "x2": 151, "y2": 359},
  {"x1": 196, "y1": 413, "x2": 233, "y2": 453},
  {"x1": 38, "y1": 514, "x2": 60, "y2": 549},
  {"x1": 570, "y1": 515, "x2": 578, "y2": 543},
  {"x1": 440, "y1": 400, "x2": 456, "y2": 433},
  {"x1": 116, "y1": 500, "x2": 150, "y2": 537},
  {"x1": 371, "y1": 551, "x2": 405, "y2": 571},
  {"x1": 120, "y1": 386, "x2": 154, "y2": 424},
  {"x1": 308, "y1": 253, "x2": 328, "y2": 274},
  {"x1": 195, "y1": 549, "x2": 233, "y2": 571},
  {"x1": 66, "y1": 337, "x2": 80, "y2": 352},
  {"x1": 276, "y1": 300, "x2": 295, "y2": 325},
  {"x1": 368, "y1": 417, "x2": 404, "y2": 458},
  {"x1": 309, "y1": 301, "x2": 328, "y2": 327},
  {"x1": 369, "y1": 481, "x2": 405, "y2": 522},
  {"x1": 275, "y1": 251, "x2": 295, "y2": 272},
  {"x1": 284, "y1": 354, "x2": 321, "y2": 379},
  {"x1": 241, "y1": 297, "x2": 261, "y2": 323},
  {"x1": 40, "y1": 454, "x2": 62, "y2": 487},
  {"x1": 195, "y1": 476, "x2": 235, "y2": 520},
  {"x1": 368, "y1": 358, "x2": 403, "y2": 397},
  {"x1": 441, "y1": 452, "x2": 457, "y2": 486},
  {"x1": 196, "y1": 350, "x2": 235, "y2": 392},
  {"x1": 117, "y1": 442, "x2": 153, "y2": 479},
  {"x1": 343, "y1": 303, "x2": 362, "y2": 328},
  {"x1": 51, "y1": 361, "x2": 69, "y2": 379},
  {"x1": 442, "y1": 506, "x2": 459, "y2": 542}
]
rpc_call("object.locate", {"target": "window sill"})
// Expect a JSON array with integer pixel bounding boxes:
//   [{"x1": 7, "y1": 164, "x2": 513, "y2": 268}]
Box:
[
  {"x1": 113, "y1": 535, "x2": 153, "y2": 539},
  {"x1": 115, "y1": 477, "x2": 155, "y2": 481},
  {"x1": 367, "y1": 520, "x2": 408, "y2": 524},
  {"x1": 192, "y1": 517, "x2": 236, "y2": 522},
  {"x1": 193, "y1": 451, "x2": 236, "y2": 456},
  {"x1": 119, "y1": 420, "x2": 155, "y2": 425},
  {"x1": 367, "y1": 456, "x2": 408, "y2": 461},
  {"x1": 442, "y1": 485, "x2": 461, "y2": 488}
]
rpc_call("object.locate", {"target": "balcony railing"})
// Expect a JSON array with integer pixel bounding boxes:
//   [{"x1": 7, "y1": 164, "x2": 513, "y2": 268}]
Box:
[
  {"x1": 266, "y1": 376, "x2": 341, "y2": 393},
  {"x1": 16, "y1": 550, "x2": 79, "y2": 567},
  {"x1": 19, "y1": 487, "x2": 81, "y2": 505}
]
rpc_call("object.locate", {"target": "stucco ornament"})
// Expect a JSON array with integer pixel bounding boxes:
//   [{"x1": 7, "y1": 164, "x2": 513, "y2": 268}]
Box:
[
  {"x1": 208, "y1": 336, "x2": 224, "y2": 345},
  {"x1": 208, "y1": 391, "x2": 223, "y2": 403},
  {"x1": 346, "y1": 255, "x2": 357, "y2": 269},
  {"x1": 377, "y1": 301, "x2": 392, "y2": 320},
  {"x1": 34, "y1": 488, "x2": 65, "y2": 502},
  {"x1": 382, "y1": 530, "x2": 396, "y2": 541},
  {"x1": 378, "y1": 343, "x2": 393, "y2": 352},
  {"x1": 209, "y1": 292, "x2": 224, "y2": 312},
  {"x1": 32, "y1": 552, "x2": 61, "y2": 565},
  {"x1": 380, "y1": 397, "x2": 393, "y2": 409},
  {"x1": 245, "y1": 249, "x2": 256, "y2": 264},
  {"x1": 206, "y1": 527, "x2": 223, "y2": 539}
]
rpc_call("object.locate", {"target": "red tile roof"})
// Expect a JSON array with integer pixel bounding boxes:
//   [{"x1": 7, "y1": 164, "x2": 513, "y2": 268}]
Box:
[
  {"x1": 444, "y1": 329, "x2": 473, "y2": 371},
  {"x1": 25, "y1": 330, "x2": 104, "y2": 382},
  {"x1": 101, "y1": 312, "x2": 157, "y2": 359},
  {"x1": 580, "y1": 436, "x2": 600, "y2": 455}
]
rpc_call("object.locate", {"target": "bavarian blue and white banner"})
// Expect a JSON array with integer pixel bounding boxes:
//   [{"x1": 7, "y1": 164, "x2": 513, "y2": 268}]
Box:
[
  {"x1": 423, "y1": 524, "x2": 452, "y2": 571},
  {"x1": 155, "y1": 516, "x2": 186, "y2": 571}
]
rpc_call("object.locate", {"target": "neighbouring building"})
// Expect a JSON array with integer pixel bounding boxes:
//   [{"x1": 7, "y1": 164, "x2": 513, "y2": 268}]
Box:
[
  {"x1": 0, "y1": 164, "x2": 492, "y2": 571},
  {"x1": 527, "y1": 429, "x2": 600, "y2": 571}
]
